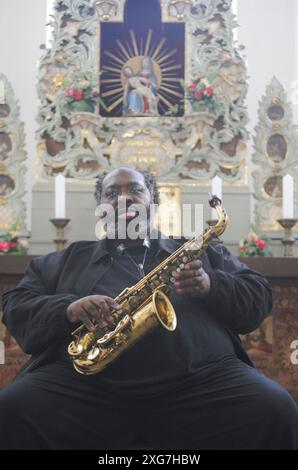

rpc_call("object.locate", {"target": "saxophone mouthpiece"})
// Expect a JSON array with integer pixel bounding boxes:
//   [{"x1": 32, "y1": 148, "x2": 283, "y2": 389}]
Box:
[{"x1": 209, "y1": 195, "x2": 222, "y2": 208}]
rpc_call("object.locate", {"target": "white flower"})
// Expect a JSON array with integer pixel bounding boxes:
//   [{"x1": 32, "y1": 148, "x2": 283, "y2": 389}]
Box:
[
  {"x1": 247, "y1": 231, "x2": 258, "y2": 243},
  {"x1": 79, "y1": 80, "x2": 90, "y2": 89},
  {"x1": 200, "y1": 79, "x2": 210, "y2": 87},
  {"x1": 9, "y1": 231, "x2": 19, "y2": 239},
  {"x1": 18, "y1": 239, "x2": 29, "y2": 249}
]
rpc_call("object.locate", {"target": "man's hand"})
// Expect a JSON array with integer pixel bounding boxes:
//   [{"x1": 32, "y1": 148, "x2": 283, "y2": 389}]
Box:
[
  {"x1": 173, "y1": 260, "x2": 211, "y2": 298},
  {"x1": 66, "y1": 295, "x2": 121, "y2": 331}
]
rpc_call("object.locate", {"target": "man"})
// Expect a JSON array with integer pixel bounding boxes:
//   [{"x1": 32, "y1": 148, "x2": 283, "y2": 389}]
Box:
[{"x1": 0, "y1": 167, "x2": 297, "y2": 450}]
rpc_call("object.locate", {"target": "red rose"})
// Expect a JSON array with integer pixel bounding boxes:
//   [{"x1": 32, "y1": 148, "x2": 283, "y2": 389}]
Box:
[
  {"x1": 73, "y1": 90, "x2": 83, "y2": 101},
  {"x1": 205, "y1": 87, "x2": 214, "y2": 96},
  {"x1": 194, "y1": 90, "x2": 202, "y2": 100},
  {"x1": 256, "y1": 239, "x2": 266, "y2": 249},
  {"x1": 0, "y1": 241, "x2": 10, "y2": 252},
  {"x1": 9, "y1": 242, "x2": 17, "y2": 250},
  {"x1": 188, "y1": 83, "x2": 197, "y2": 91},
  {"x1": 66, "y1": 86, "x2": 75, "y2": 97}
]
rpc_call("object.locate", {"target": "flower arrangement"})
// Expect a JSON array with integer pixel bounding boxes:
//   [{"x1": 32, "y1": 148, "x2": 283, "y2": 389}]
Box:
[
  {"x1": 186, "y1": 78, "x2": 223, "y2": 114},
  {"x1": 239, "y1": 227, "x2": 272, "y2": 257},
  {"x1": 0, "y1": 222, "x2": 29, "y2": 255},
  {"x1": 65, "y1": 77, "x2": 101, "y2": 113}
]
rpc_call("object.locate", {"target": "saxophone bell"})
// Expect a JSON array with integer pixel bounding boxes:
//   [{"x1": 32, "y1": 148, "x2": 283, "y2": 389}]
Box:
[{"x1": 69, "y1": 289, "x2": 176, "y2": 375}]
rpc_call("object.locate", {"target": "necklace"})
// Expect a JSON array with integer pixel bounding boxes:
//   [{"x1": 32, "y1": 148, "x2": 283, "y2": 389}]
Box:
[
  {"x1": 123, "y1": 247, "x2": 148, "y2": 278},
  {"x1": 116, "y1": 240, "x2": 150, "y2": 278}
]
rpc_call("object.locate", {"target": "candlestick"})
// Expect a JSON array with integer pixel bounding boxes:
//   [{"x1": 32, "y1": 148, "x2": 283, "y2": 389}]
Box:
[
  {"x1": 282, "y1": 174, "x2": 294, "y2": 219},
  {"x1": 55, "y1": 174, "x2": 66, "y2": 219},
  {"x1": 50, "y1": 218, "x2": 70, "y2": 251},
  {"x1": 277, "y1": 218, "x2": 298, "y2": 257}
]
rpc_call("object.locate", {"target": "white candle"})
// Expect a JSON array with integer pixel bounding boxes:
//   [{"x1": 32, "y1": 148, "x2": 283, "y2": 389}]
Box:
[
  {"x1": 211, "y1": 176, "x2": 222, "y2": 219},
  {"x1": 282, "y1": 174, "x2": 294, "y2": 219},
  {"x1": 0, "y1": 81, "x2": 5, "y2": 104},
  {"x1": 212, "y1": 176, "x2": 222, "y2": 199},
  {"x1": 55, "y1": 174, "x2": 66, "y2": 218}
]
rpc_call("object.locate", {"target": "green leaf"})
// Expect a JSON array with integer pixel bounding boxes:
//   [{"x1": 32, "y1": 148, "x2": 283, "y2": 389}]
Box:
[{"x1": 69, "y1": 100, "x2": 94, "y2": 112}]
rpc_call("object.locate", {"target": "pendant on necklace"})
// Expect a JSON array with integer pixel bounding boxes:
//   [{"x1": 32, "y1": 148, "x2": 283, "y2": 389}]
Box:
[{"x1": 138, "y1": 264, "x2": 145, "y2": 276}]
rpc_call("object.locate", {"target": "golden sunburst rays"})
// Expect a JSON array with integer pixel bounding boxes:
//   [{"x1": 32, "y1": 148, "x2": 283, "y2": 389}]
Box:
[
  {"x1": 129, "y1": 30, "x2": 139, "y2": 56},
  {"x1": 100, "y1": 29, "x2": 184, "y2": 115},
  {"x1": 144, "y1": 29, "x2": 153, "y2": 56},
  {"x1": 115, "y1": 40, "x2": 131, "y2": 61}
]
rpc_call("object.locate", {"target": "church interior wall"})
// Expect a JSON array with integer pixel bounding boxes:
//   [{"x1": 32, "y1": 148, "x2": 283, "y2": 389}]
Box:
[{"x1": 0, "y1": 0, "x2": 297, "y2": 255}]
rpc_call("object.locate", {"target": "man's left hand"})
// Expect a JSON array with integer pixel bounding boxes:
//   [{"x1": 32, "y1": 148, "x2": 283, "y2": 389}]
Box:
[{"x1": 173, "y1": 260, "x2": 211, "y2": 298}]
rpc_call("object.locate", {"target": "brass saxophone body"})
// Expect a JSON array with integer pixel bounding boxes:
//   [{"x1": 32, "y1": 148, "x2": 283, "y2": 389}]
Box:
[{"x1": 68, "y1": 196, "x2": 228, "y2": 375}]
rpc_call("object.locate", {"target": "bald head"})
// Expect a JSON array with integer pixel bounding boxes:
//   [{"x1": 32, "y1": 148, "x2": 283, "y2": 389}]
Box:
[{"x1": 102, "y1": 167, "x2": 145, "y2": 187}]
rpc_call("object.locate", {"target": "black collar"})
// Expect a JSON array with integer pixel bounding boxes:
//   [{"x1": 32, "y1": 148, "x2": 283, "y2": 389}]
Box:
[{"x1": 91, "y1": 232, "x2": 184, "y2": 264}]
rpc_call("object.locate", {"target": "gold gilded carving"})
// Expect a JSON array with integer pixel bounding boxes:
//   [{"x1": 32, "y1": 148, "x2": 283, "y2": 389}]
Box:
[
  {"x1": 37, "y1": 0, "x2": 248, "y2": 182},
  {"x1": 253, "y1": 77, "x2": 298, "y2": 231}
]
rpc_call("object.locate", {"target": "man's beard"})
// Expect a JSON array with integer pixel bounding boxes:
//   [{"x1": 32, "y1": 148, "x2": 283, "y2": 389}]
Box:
[
  {"x1": 110, "y1": 218, "x2": 151, "y2": 240},
  {"x1": 98, "y1": 202, "x2": 155, "y2": 240}
]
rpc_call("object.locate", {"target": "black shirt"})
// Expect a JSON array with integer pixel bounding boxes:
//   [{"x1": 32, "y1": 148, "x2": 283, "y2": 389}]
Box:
[
  {"x1": 85, "y1": 239, "x2": 236, "y2": 391},
  {"x1": 2, "y1": 238, "x2": 272, "y2": 395}
]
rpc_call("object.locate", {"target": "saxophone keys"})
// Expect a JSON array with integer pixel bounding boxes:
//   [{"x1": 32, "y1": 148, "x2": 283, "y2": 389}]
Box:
[
  {"x1": 182, "y1": 256, "x2": 188, "y2": 263},
  {"x1": 115, "y1": 332, "x2": 128, "y2": 346},
  {"x1": 160, "y1": 273, "x2": 168, "y2": 282},
  {"x1": 176, "y1": 264, "x2": 184, "y2": 272},
  {"x1": 87, "y1": 347, "x2": 100, "y2": 361},
  {"x1": 68, "y1": 341, "x2": 84, "y2": 357}
]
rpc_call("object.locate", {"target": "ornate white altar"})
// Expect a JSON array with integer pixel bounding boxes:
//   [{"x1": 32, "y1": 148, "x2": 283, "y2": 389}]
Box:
[
  {"x1": 32, "y1": 0, "x2": 252, "y2": 253},
  {"x1": 253, "y1": 77, "x2": 298, "y2": 232},
  {"x1": 0, "y1": 74, "x2": 27, "y2": 233},
  {"x1": 37, "y1": 0, "x2": 248, "y2": 181}
]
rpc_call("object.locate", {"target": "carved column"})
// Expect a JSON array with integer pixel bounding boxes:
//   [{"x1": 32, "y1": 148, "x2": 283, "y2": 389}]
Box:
[{"x1": 0, "y1": 74, "x2": 27, "y2": 233}]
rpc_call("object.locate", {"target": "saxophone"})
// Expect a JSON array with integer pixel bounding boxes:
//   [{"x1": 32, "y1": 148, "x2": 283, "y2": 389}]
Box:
[{"x1": 68, "y1": 196, "x2": 228, "y2": 375}]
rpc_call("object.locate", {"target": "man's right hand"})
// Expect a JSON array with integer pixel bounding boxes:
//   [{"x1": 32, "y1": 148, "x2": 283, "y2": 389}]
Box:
[{"x1": 66, "y1": 295, "x2": 121, "y2": 331}]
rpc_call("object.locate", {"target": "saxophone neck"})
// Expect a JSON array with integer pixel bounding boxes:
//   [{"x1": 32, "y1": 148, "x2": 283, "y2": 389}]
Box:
[{"x1": 208, "y1": 195, "x2": 228, "y2": 239}]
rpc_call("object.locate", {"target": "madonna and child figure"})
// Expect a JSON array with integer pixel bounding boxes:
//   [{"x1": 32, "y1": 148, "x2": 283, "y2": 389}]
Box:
[{"x1": 122, "y1": 57, "x2": 159, "y2": 116}]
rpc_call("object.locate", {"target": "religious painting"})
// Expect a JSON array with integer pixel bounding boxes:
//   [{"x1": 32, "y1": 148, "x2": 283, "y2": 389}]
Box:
[
  {"x1": 0, "y1": 133, "x2": 12, "y2": 161},
  {"x1": 266, "y1": 133, "x2": 287, "y2": 162},
  {"x1": 100, "y1": 0, "x2": 185, "y2": 117},
  {"x1": 267, "y1": 104, "x2": 285, "y2": 122},
  {"x1": 0, "y1": 104, "x2": 10, "y2": 118},
  {"x1": 264, "y1": 176, "x2": 282, "y2": 199},
  {"x1": 0, "y1": 174, "x2": 15, "y2": 197}
]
